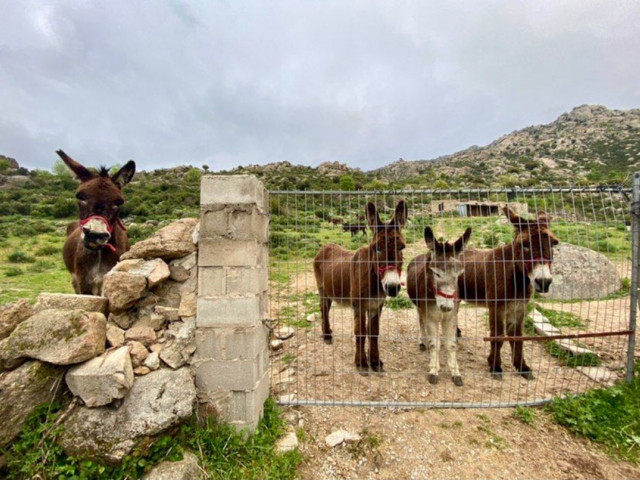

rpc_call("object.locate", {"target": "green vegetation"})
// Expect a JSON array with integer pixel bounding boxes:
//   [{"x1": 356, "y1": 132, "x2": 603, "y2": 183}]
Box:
[
  {"x1": 2, "y1": 399, "x2": 302, "y2": 480},
  {"x1": 513, "y1": 406, "x2": 537, "y2": 426},
  {"x1": 548, "y1": 373, "x2": 640, "y2": 462}
]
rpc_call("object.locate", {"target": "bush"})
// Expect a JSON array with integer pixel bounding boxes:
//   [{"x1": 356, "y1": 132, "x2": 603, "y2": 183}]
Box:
[
  {"x1": 7, "y1": 251, "x2": 35, "y2": 263},
  {"x1": 5, "y1": 267, "x2": 23, "y2": 277},
  {"x1": 35, "y1": 245, "x2": 60, "y2": 257}
]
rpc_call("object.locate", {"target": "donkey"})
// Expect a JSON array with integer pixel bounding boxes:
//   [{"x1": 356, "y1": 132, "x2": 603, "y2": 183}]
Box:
[
  {"x1": 58, "y1": 150, "x2": 136, "y2": 295},
  {"x1": 458, "y1": 207, "x2": 558, "y2": 379},
  {"x1": 342, "y1": 223, "x2": 367, "y2": 237},
  {"x1": 407, "y1": 226, "x2": 472, "y2": 386},
  {"x1": 314, "y1": 200, "x2": 408, "y2": 372}
]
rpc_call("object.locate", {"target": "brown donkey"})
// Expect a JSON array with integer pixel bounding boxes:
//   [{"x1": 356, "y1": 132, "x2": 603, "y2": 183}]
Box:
[
  {"x1": 58, "y1": 150, "x2": 136, "y2": 295},
  {"x1": 407, "y1": 226, "x2": 472, "y2": 386},
  {"x1": 314, "y1": 200, "x2": 408, "y2": 372},
  {"x1": 458, "y1": 207, "x2": 558, "y2": 379}
]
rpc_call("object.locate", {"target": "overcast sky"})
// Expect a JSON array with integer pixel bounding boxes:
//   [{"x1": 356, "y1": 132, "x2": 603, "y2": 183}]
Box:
[{"x1": 1, "y1": 1, "x2": 639, "y2": 172}]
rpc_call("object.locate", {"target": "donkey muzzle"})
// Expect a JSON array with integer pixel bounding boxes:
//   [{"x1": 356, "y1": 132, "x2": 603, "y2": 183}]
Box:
[
  {"x1": 81, "y1": 217, "x2": 112, "y2": 250},
  {"x1": 380, "y1": 268, "x2": 402, "y2": 297},
  {"x1": 535, "y1": 277, "x2": 553, "y2": 293}
]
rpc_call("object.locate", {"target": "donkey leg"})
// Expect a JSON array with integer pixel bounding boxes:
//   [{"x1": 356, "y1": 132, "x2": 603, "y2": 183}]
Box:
[
  {"x1": 443, "y1": 312, "x2": 463, "y2": 386},
  {"x1": 368, "y1": 305, "x2": 384, "y2": 372},
  {"x1": 418, "y1": 307, "x2": 428, "y2": 351},
  {"x1": 488, "y1": 306, "x2": 505, "y2": 379},
  {"x1": 508, "y1": 313, "x2": 533, "y2": 380},
  {"x1": 353, "y1": 306, "x2": 368, "y2": 371},
  {"x1": 425, "y1": 307, "x2": 440, "y2": 384},
  {"x1": 319, "y1": 292, "x2": 333, "y2": 344}
]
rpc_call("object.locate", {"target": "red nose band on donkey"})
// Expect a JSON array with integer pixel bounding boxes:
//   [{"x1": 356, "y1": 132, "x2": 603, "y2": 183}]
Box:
[{"x1": 79, "y1": 215, "x2": 127, "y2": 253}]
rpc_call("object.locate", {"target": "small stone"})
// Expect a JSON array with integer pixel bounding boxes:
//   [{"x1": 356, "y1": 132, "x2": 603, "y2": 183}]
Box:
[
  {"x1": 270, "y1": 339, "x2": 284, "y2": 351},
  {"x1": 125, "y1": 326, "x2": 156, "y2": 346},
  {"x1": 109, "y1": 311, "x2": 136, "y2": 330},
  {"x1": 178, "y1": 292, "x2": 197, "y2": 318},
  {"x1": 325, "y1": 430, "x2": 361, "y2": 447},
  {"x1": 106, "y1": 323, "x2": 125, "y2": 347},
  {"x1": 128, "y1": 341, "x2": 149, "y2": 368},
  {"x1": 150, "y1": 343, "x2": 165, "y2": 353},
  {"x1": 154, "y1": 306, "x2": 180, "y2": 323},
  {"x1": 34, "y1": 293, "x2": 108, "y2": 315},
  {"x1": 306, "y1": 313, "x2": 317, "y2": 323},
  {"x1": 0, "y1": 299, "x2": 32, "y2": 341},
  {"x1": 134, "y1": 366, "x2": 151, "y2": 376},
  {"x1": 143, "y1": 351, "x2": 160, "y2": 370},
  {"x1": 275, "y1": 427, "x2": 299, "y2": 453},
  {"x1": 276, "y1": 326, "x2": 295, "y2": 340}
]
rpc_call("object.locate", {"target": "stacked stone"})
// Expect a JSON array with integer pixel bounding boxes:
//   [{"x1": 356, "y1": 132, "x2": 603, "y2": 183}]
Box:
[
  {"x1": 195, "y1": 175, "x2": 270, "y2": 431},
  {"x1": 0, "y1": 218, "x2": 200, "y2": 465}
]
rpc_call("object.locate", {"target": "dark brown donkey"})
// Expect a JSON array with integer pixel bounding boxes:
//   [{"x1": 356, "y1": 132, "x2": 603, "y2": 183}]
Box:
[
  {"x1": 407, "y1": 226, "x2": 472, "y2": 386},
  {"x1": 58, "y1": 150, "x2": 136, "y2": 295},
  {"x1": 458, "y1": 207, "x2": 558, "y2": 379},
  {"x1": 314, "y1": 200, "x2": 408, "y2": 372}
]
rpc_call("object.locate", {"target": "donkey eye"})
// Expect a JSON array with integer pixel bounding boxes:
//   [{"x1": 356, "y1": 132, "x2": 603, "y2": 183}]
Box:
[
  {"x1": 114, "y1": 198, "x2": 124, "y2": 206},
  {"x1": 76, "y1": 192, "x2": 85, "y2": 201}
]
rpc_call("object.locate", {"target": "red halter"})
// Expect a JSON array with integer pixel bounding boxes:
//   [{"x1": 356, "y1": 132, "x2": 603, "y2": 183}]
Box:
[
  {"x1": 434, "y1": 289, "x2": 457, "y2": 300},
  {"x1": 79, "y1": 215, "x2": 126, "y2": 253},
  {"x1": 378, "y1": 264, "x2": 401, "y2": 277}
]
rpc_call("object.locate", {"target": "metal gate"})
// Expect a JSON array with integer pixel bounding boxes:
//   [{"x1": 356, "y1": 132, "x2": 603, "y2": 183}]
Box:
[{"x1": 268, "y1": 177, "x2": 639, "y2": 407}]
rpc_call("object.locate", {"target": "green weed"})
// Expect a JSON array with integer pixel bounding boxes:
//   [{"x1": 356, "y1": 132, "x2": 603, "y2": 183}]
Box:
[{"x1": 513, "y1": 406, "x2": 537, "y2": 426}]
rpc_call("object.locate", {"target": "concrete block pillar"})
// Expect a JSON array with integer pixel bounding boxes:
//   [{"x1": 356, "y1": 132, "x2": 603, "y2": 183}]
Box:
[{"x1": 195, "y1": 175, "x2": 270, "y2": 431}]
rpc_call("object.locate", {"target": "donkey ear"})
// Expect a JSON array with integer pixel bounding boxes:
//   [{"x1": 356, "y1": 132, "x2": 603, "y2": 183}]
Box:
[
  {"x1": 536, "y1": 211, "x2": 552, "y2": 225},
  {"x1": 56, "y1": 150, "x2": 94, "y2": 182},
  {"x1": 366, "y1": 202, "x2": 382, "y2": 232},
  {"x1": 423, "y1": 226, "x2": 436, "y2": 246},
  {"x1": 503, "y1": 206, "x2": 528, "y2": 230},
  {"x1": 452, "y1": 227, "x2": 472, "y2": 254},
  {"x1": 111, "y1": 160, "x2": 136, "y2": 189},
  {"x1": 391, "y1": 200, "x2": 408, "y2": 228}
]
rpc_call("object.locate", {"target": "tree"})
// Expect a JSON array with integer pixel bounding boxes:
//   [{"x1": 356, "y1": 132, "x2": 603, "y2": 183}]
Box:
[
  {"x1": 52, "y1": 159, "x2": 72, "y2": 178},
  {"x1": 338, "y1": 174, "x2": 355, "y2": 191}
]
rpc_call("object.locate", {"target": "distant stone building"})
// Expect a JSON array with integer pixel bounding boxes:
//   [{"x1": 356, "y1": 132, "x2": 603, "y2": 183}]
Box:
[{"x1": 427, "y1": 200, "x2": 528, "y2": 217}]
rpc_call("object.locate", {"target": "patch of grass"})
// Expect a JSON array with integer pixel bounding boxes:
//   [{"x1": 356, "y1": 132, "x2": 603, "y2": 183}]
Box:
[
  {"x1": 5, "y1": 267, "x2": 23, "y2": 277},
  {"x1": 547, "y1": 342, "x2": 601, "y2": 367},
  {"x1": 7, "y1": 251, "x2": 35, "y2": 263},
  {"x1": 547, "y1": 375, "x2": 640, "y2": 462},
  {"x1": 34, "y1": 244, "x2": 60, "y2": 256},
  {"x1": 476, "y1": 415, "x2": 505, "y2": 450},
  {"x1": 2, "y1": 399, "x2": 301, "y2": 479},
  {"x1": 536, "y1": 306, "x2": 587, "y2": 329},
  {"x1": 386, "y1": 294, "x2": 414, "y2": 310},
  {"x1": 513, "y1": 406, "x2": 537, "y2": 426}
]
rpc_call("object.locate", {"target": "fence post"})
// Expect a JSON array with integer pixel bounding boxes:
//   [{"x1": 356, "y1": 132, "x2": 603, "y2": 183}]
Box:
[
  {"x1": 194, "y1": 175, "x2": 270, "y2": 431},
  {"x1": 627, "y1": 172, "x2": 640, "y2": 383}
]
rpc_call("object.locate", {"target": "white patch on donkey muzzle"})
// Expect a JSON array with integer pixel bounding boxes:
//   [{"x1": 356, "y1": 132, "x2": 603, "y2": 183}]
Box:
[
  {"x1": 381, "y1": 269, "x2": 402, "y2": 297},
  {"x1": 531, "y1": 263, "x2": 553, "y2": 293},
  {"x1": 81, "y1": 217, "x2": 111, "y2": 249}
]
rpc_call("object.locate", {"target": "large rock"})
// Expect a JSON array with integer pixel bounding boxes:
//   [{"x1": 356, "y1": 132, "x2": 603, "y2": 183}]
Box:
[
  {"x1": 34, "y1": 293, "x2": 108, "y2": 315},
  {"x1": 65, "y1": 346, "x2": 134, "y2": 407},
  {"x1": 102, "y1": 271, "x2": 148, "y2": 312},
  {"x1": 141, "y1": 451, "x2": 203, "y2": 480},
  {"x1": 0, "y1": 309, "x2": 106, "y2": 370},
  {"x1": 59, "y1": 368, "x2": 196, "y2": 463},
  {"x1": 0, "y1": 361, "x2": 66, "y2": 448},
  {"x1": 120, "y1": 219, "x2": 198, "y2": 261},
  {"x1": 159, "y1": 318, "x2": 196, "y2": 369},
  {"x1": 112, "y1": 259, "x2": 171, "y2": 288},
  {"x1": 546, "y1": 243, "x2": 620, "y2": 300},
  {"x1": 0, "y1": 298, "x2": 32, "y2": 340}
]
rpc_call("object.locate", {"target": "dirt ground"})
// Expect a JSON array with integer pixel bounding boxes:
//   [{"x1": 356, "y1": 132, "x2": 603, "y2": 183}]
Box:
[{"x1": 269, "y1": 260, "x2": 640, "y2": 479}]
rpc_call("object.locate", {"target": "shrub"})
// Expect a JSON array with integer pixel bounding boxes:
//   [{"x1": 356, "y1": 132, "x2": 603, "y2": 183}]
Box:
[
  {"x1": 35, "y1": 245, "x2": 59, "y2": 257},
  {"x1": 5, "y1": 267, "x2": 23, "y2": 277},
  {"x1": 7, "y1": 251, "x2": 35, "y2": 263}
]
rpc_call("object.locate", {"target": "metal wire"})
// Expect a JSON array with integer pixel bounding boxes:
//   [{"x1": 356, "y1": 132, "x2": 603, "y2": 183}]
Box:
[{"x1": 268, "y1": 183, "x2": 637, "y2": 408}]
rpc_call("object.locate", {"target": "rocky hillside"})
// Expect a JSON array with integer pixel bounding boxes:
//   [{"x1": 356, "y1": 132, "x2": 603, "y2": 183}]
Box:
[{"x1": 374, "y1": 105, "x2": 640, "y2": 188}]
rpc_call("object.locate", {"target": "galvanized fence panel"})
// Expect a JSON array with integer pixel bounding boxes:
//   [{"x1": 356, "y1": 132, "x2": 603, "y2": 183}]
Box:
[{"x1": 268, "y1": 183, "x2": 638, "y2": 407}]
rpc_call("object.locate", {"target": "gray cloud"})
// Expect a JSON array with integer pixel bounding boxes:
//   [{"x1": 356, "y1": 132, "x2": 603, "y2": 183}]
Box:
[{"x1": 1, "y1": 0, "x2": 639, "y2": 171}]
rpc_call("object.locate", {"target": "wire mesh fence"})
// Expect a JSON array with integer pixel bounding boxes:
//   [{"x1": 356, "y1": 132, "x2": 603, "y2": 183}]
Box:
[{"x1": 268, "y1": 183, "x2": 638, "y2": 407}]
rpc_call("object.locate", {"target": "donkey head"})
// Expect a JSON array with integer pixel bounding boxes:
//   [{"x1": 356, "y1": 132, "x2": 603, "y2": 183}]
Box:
[
  {"x1": 424, "y1": 226, "x2": 472, "y2": 312},
  {"x1": 58, "y1": 150, "x2": 135, "y2": 252},
  {"x1": 366, "y1": 200, "x2": 408, "y2": 297},
  {"x1": 504, "y1": 207, "x2": 559, "y2": 293}
]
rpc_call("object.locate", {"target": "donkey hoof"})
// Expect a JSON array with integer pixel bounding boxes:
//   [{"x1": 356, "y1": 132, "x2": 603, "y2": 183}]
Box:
[
  {"x1": 370, "y1": 360, "x2": 384, "y2": 372},
  {"x1": 419, "y1": 343, "x2": 427, "y2": 352},
  {"x1": 356, "y1": 364, "x2": 369, "y2": 375},
  {"x1": 490, "y1": 370, "x2": 503, "y2": 380},
  {"x1": 322, "y1": 335, "x2": 333, "y2": 345},
  {"x1": 519, "y1": 369, "x2": 534, "y2": 380},
  {"x1": 452, "y1": 376, "x2": 464, "y2": 387},
  {"x1": 428, "y1": 374, "x2": 438, "y2": 385}
]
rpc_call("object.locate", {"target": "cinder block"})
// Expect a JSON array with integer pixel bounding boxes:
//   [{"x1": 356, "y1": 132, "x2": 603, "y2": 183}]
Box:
[
  {"x1": 200, "y1": 175, "x2": 267, "y2": 212},
  {"x1": 226, "y1": 268, "x2": 268, "y2": 295},
  {"x1": 198, "y1": 238, "x2": 267, "y2": 267},
  {"x1": 194, "y1": 324, "x2": 268, "y2": 361},
  {"x1": 200, "y1": 207, "x2": 230, "y2": 238},
  {"x1": 198, "y1": 268, "x2": 226, "y2": 297},
  {"x1": 194, "y1": 354, "x2": 265, "y2": 391},
  {"x1": 196, "y1": 296, "x2": 261, "y2": 327},
  {"x1": 227, "y1": 371, "x2": 269, "y2": 424},
  {"x1": 227, "y1": 207, "x2": 269, "y2": 241}
]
